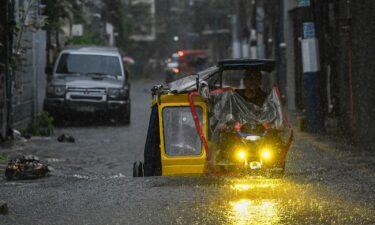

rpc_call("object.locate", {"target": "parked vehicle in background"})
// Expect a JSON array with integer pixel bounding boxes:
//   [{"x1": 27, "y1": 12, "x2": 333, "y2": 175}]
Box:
[
  {"x1": 44, "y1": 46, "x2": 131, "y2": 124},
  {"x1": 165, "y1": 49, "x2": 209, "y2": 83}
]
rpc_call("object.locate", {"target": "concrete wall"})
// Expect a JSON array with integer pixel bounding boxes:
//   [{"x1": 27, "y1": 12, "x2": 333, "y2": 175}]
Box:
[
  {"x1": 317, "y1": 0, "x2": 375, "y2": 147},
  {"x1": 12, "y1": 29, "x2": 47, "y2": 130},
  {"x1": 0, "y1": 1, "x2": 47, "y2": 137},
  {"x1": 0, "y1": 2, "x2": 8, "y2": 138},
  {"x1": 350, "y1": 1, "x2": 375, "y2": 148},
  {"x1": 283, "y1": 0, "x2": 297, "y2": 111},
  {"x1": 0, "y1": 70, "x2": 6, "y2": 138}
]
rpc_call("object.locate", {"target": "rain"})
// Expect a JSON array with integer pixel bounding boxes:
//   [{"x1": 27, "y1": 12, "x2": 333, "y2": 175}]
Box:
[{"x1": 0, "y1": 0, "x2": 374, "y2": 224}]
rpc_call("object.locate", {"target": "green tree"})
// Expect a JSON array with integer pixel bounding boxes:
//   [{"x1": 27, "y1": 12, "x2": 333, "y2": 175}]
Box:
[
  {"x1": 42, "y1": 0, "x2": 80, "y2": 66},
  {"x1": 102, "y1": 0, "x2": 133, "y2": 51}
]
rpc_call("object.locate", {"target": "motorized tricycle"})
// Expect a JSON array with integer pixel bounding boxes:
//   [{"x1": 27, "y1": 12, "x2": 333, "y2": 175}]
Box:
[{"x1": 133, "y1": 59, "x2": 293, "y2": 177}]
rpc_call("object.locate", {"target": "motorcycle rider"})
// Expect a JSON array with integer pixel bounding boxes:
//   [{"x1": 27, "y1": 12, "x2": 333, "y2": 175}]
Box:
[
  {"x1": 217, "y1": 68, "x2": 267, "y2": 131},
  {"x1": 236, "y1": 68, "x2": 267, "y2": 107}
]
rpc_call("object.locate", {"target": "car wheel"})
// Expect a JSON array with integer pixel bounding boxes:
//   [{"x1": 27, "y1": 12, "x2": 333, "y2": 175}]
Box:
[
  {"x1": 116, "y1": 102, "x2": 130, "y2": 125},
  {"x1": 133, "y1": 161, "x2": 144, "y2": 177},
  {"x1": 124, "y1": 101, "x2": 131, "y2": 124}
]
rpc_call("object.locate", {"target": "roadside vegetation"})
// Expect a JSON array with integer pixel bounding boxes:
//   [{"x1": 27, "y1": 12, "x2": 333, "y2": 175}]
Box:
[
  {"x1": 29, "y1": 112, "x2": 54, "y2": 136},
  {"x1": 0, "y1": 154, "x2": 8, "y2": 163}
]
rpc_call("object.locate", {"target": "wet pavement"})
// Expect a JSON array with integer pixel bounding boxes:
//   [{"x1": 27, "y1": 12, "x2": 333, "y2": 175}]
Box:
[{"x1": 0, "y1": 78, "x2": 375, "y2": 224}]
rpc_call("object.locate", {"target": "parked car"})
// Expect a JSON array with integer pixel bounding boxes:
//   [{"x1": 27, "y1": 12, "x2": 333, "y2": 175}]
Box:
[
  {"x1": 44, "y1": 46, "x2": 131, "y2": 124},
  {"x1": 164, "y1": 49, "x2": 209, "y2": 83}
]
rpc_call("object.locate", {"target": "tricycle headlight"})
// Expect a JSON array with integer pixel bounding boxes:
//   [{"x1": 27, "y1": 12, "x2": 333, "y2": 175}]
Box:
[
  {"x1": 260, "y1": 147, "x2": 273, "y2": 161},
  {"x1": 235, "y1": 148, "x2": 248, "y2": 162}
]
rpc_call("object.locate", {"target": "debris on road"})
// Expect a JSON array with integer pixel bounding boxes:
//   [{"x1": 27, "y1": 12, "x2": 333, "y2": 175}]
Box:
[
  {"x1": 0, "y1": 200, "x2": 8, "y2": 215},
  {"x1": 57, "y1": 134, "x2": 75, "y2": 143},
  {"x1": 5, "y1": 155, "x2": 49, "y2": 180},
  {"x1": 11, "y1": 129, "x2": 27, "y2": 142}
]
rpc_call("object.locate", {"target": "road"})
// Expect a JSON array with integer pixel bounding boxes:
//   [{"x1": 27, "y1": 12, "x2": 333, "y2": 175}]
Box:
[{"x1": 1, "y1": 78, "x2": 375, "y2": 225}]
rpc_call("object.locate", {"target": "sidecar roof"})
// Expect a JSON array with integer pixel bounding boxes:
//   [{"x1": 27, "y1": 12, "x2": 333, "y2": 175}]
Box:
[
  {"x1": 218, "y1": 59, "x2": 275, "y2": 72},
  {"x1": 167, "y1": 58, "x2": 275, "y2": 93}
]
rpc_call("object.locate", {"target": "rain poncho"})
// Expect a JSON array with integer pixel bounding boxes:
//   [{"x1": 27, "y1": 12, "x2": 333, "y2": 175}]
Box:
[
  {"x1": 209, "y1": 87, "x2": 286, "y2": 137},
  {"x1": 202, "y1": 86, "x2": 292, "y2": 164}
]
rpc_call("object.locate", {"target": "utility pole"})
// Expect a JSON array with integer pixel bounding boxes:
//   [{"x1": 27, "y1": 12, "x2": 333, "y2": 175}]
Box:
[
  {"x1": 255, "y1": 0, "x2": 265, "y2": 59},
  {"x1": 231, "y1": 14, "x2": 241, "y2": 59},
  {"x1": 299, "y1": 0, "x2": 322, "y2": 133}
]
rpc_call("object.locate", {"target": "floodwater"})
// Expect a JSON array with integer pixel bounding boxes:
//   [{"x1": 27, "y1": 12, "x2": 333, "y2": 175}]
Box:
[{"x1": 1, "y1": 79, "x2": 374, "y2": 224}]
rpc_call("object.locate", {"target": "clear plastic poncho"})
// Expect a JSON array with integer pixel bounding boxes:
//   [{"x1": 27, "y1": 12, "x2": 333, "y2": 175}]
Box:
[
  {"x1": 207, "y1": 87, "x2": 290, "y2": 163},
  {"x1": 209, "y1": 88, "x2": 286, "y2": 133}
]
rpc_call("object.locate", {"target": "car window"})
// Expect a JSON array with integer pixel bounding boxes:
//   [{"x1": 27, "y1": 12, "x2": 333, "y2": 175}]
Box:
[{"x1": 56, "y1": 53, "x2": 123, "y2": 76}]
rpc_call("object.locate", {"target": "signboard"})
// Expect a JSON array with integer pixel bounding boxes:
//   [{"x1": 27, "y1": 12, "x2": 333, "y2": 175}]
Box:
[
  {"x1": 297, "y1": 0, "x2": 310, "y2": 7},
  {"x1": 301, "y1": 38, "x2": 320, "y2": 73},
  {"x1": 303, "y1": 22, "x2": 315, "y2": 38}
]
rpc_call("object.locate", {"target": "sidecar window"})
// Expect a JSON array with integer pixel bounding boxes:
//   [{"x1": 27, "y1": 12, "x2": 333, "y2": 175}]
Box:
[{"x1": 163, "y1": 107, "x2": 203, "y2": 156}]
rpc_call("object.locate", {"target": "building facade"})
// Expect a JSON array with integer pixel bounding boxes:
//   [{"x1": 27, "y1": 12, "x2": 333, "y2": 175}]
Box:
[{"x1": 282, "y1": 0, "x2": 375, "y2": 148}]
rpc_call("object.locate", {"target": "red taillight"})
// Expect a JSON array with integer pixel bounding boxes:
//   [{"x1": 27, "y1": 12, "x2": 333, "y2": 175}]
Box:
[
  {"x1": 177, "y1": 51, "x2": 184, "y2": 57},
  {"x1": 172, "y1": 68, "x2": 180, "y2": 73}
]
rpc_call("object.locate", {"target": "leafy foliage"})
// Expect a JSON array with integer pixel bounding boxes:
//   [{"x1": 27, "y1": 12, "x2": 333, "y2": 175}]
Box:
[
  {"x1": 0, "y1": 154, "x2": 9, "y2": 163},
  {"x1": 65, "y1": 31, "x2": 103, "y2": 45},
  {"x1": 102, "y1": 0, "x2": 131, "y2": 50},
  {"x1": 30, "y1": 112, "x2": 54, "y2": 136},
  {"x1": 42, "y1": 0, "x2": 75, "y2": 32}
]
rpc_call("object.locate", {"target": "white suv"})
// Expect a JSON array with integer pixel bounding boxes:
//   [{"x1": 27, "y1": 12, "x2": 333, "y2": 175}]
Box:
[{"x1": 44, "y1": 46, "x2": 131, "y2": 124}]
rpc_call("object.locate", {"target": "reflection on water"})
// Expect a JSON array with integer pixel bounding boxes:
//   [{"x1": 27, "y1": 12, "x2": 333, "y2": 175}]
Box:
[
  {"x1": 229, "y1": 199, "x2": 280, "y2": 225},
  {"x1": 187, "y1": 176, "x2": 375, "y2": 224},
  {"x1": 225, "y1": 177, "x2": 281, "y2": 224},
  {"x1": 232, "y1": 183, "x2": 273, "y2": 191}
]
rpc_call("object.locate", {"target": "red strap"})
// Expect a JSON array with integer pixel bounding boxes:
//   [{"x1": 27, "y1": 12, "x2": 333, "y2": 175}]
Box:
[
  {"x1": 273, "y1": 84, "x2": 282, "y2": 99},
  {"x1": 188, "y1": 92, "x2": 210, "y2": 159},
  {"x1": 209, "y1": 87, "x2": 234, "y2": 95},
  {"x1": 187, "y1": 87, "x2": 234, "y2": 161}
]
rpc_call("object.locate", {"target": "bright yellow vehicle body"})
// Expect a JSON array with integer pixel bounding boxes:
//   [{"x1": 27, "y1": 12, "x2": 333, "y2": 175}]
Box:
[{"x1": 154, "y1": 93, "x2": 208, "y2": 176}]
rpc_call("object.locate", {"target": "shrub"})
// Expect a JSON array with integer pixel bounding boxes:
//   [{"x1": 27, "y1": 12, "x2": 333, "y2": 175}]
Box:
[
  {"x1": 30, "y1": 112, "x2": 54, "y2": 136},
  {"x1": 0, "y1": 154, "x2": 8, "y2": 163}
]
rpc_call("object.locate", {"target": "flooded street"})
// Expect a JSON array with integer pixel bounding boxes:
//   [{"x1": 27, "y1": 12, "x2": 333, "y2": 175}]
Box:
[
  {"x1": 1, "y1": 0, "x2": 374, "y2": 224},
  {"x1": 1, "y1": 78, "x2": 374, "y2": 224}
]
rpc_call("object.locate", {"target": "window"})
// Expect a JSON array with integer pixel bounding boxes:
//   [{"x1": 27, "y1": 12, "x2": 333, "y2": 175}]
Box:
[
  {"x1": 56, "y1": 54, "x2": 122, "y2": 76},
  {"x1": 163, "y1": 107, "x2": 203, "y2": 156}
]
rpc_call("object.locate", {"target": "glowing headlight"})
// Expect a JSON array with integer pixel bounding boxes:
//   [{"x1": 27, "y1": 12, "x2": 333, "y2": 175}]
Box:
[
  {"x1": 261, "y1": 148, "x2": 272, "y2": 160},
  {"x1": 236, "y1": 149, "x2": 247, "y2": 162}
]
